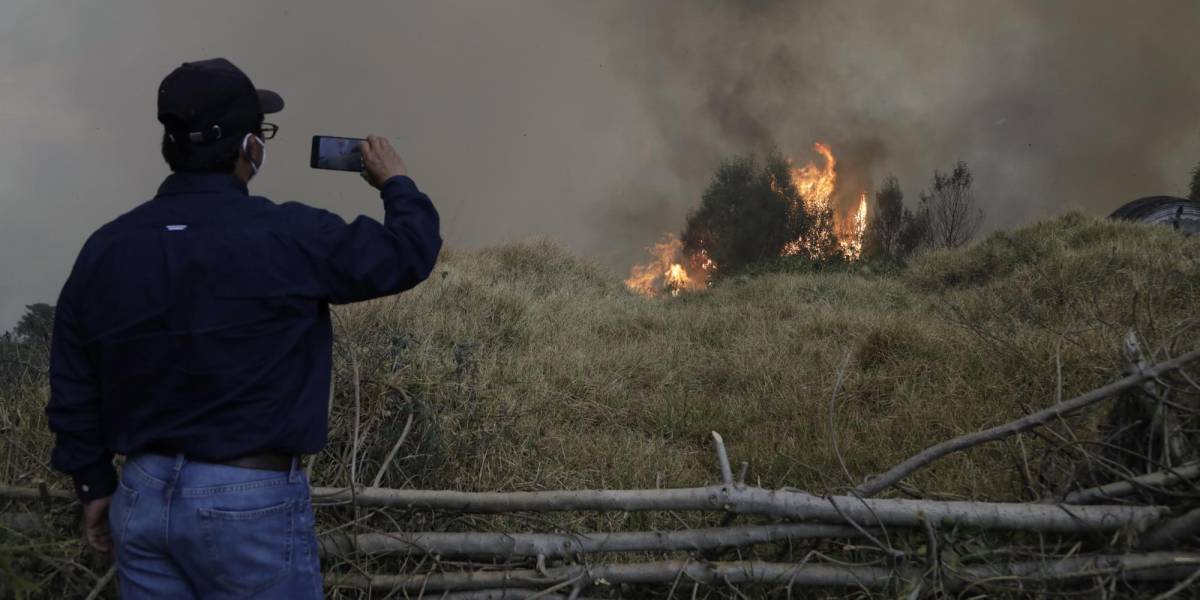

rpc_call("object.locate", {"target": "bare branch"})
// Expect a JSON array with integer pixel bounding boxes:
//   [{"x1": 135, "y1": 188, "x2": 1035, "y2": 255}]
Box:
[
  {"x1": 1058, "y1": 461, "x2": 1200, "y2": 504},
  {"x1": 710, "y1": 431, "x2": 734, "y2": 488},
  {"x1": 311, "y1": 484, "x2": 1165, "y2": 533},
  {"x1": 318, "y1": 524, "x2": 872, "y2": 559},
  {"x1": 325, "y1": 553, "x2": 1200, "y2": 593},
  {"x1": 372, "y1": 404, "x2": 415, "y2": 488},
  {"x1": 1139, "y1": 506, "x2": 1200, "y2": 550}
]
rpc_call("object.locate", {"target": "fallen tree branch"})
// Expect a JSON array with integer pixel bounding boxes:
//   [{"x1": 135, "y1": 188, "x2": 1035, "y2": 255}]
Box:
[
  {"x1": 318, "y1": 523, "x2": 872, "y2": 559},
  {"x1": 1058, "y1": 461, "x2": 1200, "y2": 504},
  {"x1": 436, "y1": 590, "x2": 598, "y2": 600},
  {"x1": 324, "y1": 553, "x2": 1200, "y2": 592},
  {"x1": 371, "y1": 410, "x2": 414, "y2": 488},
  {"x1": 948, "y1": 552, "x2": 1200, "y2": 591},
  {"x1": 83, "y1": 565, "x2": 117, "y2": 600},
  {"x1": 1139, "y1": 506, "x2": 1200, "y2": 550},
  {"x1": 311, "y1": 484, "x2": 1166, "y2": 533},
  {"x1": 711, "y1": 431, "x2": 734, "y2": 488},
  {"x1": 0, "y1": 485, "x2": 72, "y2": 502},
  {"x1": 325, "y1": 560, "x2": 896, "y2": 592},
  {"x1": 854, "y1": 348, "x2": 1200, "y2": 497}
]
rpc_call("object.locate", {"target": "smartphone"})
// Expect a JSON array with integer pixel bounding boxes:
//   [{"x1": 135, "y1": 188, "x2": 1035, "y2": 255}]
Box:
[{"x1": 310, "y1": 135, "x2": 365, "y2": 171}]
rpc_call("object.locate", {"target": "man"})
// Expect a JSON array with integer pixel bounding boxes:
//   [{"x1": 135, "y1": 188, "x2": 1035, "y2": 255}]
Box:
[{"x1": 45, "y1": 58, "x2": 441, "y2": 596}]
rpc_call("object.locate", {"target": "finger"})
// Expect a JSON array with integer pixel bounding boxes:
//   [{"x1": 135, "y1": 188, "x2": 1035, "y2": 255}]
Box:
[
  {"x1": 381, "y1": 139, "x2": 399, "y2": 160},
  {"x1": 370, "y1": 135, "x2": 388, "y2": 154}
]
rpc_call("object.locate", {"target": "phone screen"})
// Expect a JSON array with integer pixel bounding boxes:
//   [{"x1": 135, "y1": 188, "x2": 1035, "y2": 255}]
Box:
[{"x1": 310, "y1": 135, "x2": 365, "y2": 171}]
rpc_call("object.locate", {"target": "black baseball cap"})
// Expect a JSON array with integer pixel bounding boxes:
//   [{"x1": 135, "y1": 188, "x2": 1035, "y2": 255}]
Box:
[{"x1": 157, "y1": 58, "x2": 284, "y2": 145}]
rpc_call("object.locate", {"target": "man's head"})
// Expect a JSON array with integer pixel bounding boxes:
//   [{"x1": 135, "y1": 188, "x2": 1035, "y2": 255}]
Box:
[{"x1": 157, "y1": 58, "x2": 283, "y2": 179}]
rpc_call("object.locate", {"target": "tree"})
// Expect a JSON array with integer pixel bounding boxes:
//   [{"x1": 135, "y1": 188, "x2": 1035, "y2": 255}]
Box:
[
  {"x1": 1189, "y1": 162, "x2": 1200, "y2": 201},
  {"x1": 863, "y1": 176, "x2": 907, "y2": 260},
  {"x1": 14, "y1": 303, "x2": 54, "y2": 345},
  {"x1": 897, "y1": 204, "x2": 930, "y2": 258},
  {"x1": 681, "y1": 153, "x2": 807, "y2": 275},
  {"x1": 920, "y1": 161, "x2": 984, "y2": 249}
]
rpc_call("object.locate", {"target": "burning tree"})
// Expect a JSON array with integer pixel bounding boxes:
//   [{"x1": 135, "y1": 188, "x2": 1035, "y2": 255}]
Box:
[{"x1": 626, "y1": 142, "x2": 871, "y2": 297}]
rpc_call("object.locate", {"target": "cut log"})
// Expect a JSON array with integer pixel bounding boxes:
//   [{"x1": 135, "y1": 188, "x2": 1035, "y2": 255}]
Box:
[
  {"x1": 1058, "y1": 461, "x2": 1200, "y2": 504},
  {"x1": 1138, "y1": 506, "x2": 1200, "y2": 550},
  {"x1": 324, "y1": 553, "x2": 1200, "y2": 592},
  {"x1": 0, "y1": 485, "x2": 72, "y2": 502},
  {"x1": 312, "y1": 484, "x2": 1165, "y2": 534},
  {"x1": 435, "y1": 592, "x2": 591, "y2": 600},
  {"x1": 325, "y1": 560, "x2": 896, "y2": 592},
  {"x1": 318, "y1": 523, "x2": 870, "y2": 559}
]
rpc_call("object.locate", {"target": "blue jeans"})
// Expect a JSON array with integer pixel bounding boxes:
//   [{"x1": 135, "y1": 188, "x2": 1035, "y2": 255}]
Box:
[{"x1": 109, "y1": 453, "x2": 323, "y2": 598}]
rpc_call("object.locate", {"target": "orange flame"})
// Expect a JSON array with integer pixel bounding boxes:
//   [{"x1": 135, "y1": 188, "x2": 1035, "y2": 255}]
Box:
[
  {"x1": 781, "y1": 142, "x2": 839, "y2": 258},
  {"x1": 790, "y1": 142, "x2": 837, "y2": 213},
  {"x1": 838, "y1": 192, "x2": 869, "y2": 260},
  {"x1": 624, "y1": 235, "x2": 709, "y2": 297}
]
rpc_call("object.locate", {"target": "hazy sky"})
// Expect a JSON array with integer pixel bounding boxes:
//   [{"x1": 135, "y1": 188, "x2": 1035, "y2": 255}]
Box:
[{"x1": 3, "y1": 1, "x2": 1199, "y2": 328}]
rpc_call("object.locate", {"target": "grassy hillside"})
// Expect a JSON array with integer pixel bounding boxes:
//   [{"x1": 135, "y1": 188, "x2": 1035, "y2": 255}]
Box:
[
  {"x1": 315, "y1": 213, "x2": 1198, "y2": 500},
  {"x1": 1, "y1": 212, "x2": 1198, "y2": 595}
]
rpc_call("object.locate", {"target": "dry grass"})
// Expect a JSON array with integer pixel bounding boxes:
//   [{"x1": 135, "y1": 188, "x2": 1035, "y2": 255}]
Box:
[
  {"x1": 327, "y1": 213, "x2": 1199, "y2": 500},
  {"x1": 1, "y1": 212, "x2": 1198, "y2": 597}
]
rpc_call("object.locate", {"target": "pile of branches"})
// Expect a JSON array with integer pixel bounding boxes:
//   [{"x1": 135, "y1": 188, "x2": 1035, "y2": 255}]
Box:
[{"x1": 3, "y1": 332, "x2": 1199, "y2": 599}]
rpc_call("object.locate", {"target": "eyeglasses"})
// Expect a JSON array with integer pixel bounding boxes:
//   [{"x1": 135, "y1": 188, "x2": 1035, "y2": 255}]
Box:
[{"x1": 260, "y1": 122, "x2": 279, "y2": 140}]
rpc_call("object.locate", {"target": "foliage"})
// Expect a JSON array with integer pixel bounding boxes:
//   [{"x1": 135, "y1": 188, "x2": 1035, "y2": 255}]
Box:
[
  {"x1": 1, "y1": 304, "x2": 54, "y2": 386},
  {"x1": 920, "y1": 161, "x2": 984, "y2": 249},
  {"x1": 13, "y1": 304, "x2": 54, "y2": 346},
  {"x1": 680, "y1": 153, "x2": 803, "y2": 276},
  {"x1": 1189, "y1": 161, "x2": 1200, "y2": 201},
  {"x1": 862, "y1": 175, "x2": 933, "y2": 262}
]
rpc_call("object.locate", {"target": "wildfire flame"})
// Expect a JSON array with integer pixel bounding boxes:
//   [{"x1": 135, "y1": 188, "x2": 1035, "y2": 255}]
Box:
[
  {"x1": 839, "y1": 193, "x2": 869, "y2": 261},
  {"x1": 623, "y1": 235, "x2": 709, "y2": 297},
  {"x1": 627, "y1": 142, "x2": 869, "y2": 297},
  {"x1": 791, "y1": 142, "x2": 837, "y2": 213}
]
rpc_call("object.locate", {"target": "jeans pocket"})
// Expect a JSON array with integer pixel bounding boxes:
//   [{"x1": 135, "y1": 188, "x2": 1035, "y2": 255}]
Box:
[
  {"x1": 199, "y1": 499, "x2": 294, "y2": 594},
  {"x1": 108, "y1": 480, "x2": 139, "y2": 553}
]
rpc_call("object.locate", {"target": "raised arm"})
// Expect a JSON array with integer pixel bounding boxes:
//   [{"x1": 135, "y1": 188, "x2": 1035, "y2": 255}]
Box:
[{"x1": 307, "y1": 135, "x2": 443, "y2": 304}]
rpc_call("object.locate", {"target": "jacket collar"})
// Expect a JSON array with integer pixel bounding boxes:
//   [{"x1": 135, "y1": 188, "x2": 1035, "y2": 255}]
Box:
[{"x1": 156, "y1": 172, "x2": 249, "y2": 197}]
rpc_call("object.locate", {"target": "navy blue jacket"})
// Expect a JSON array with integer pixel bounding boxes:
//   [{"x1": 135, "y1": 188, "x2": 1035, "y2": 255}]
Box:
[{"x1": 47, "y1": 173, "x2": 441, "y2": 501}]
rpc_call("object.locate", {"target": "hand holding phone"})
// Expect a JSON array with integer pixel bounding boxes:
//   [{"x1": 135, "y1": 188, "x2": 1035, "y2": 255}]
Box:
[
  {"x1": 360, "y1": 135, "x2": 407, "y2": 190},
  {"x1": 311, "y1": 134, "x2": 407, "y2": 190}
]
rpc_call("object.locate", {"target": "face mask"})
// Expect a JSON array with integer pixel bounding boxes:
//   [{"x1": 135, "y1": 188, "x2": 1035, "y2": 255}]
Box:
[{"x1": 241, "y1": 133, "x2": 266, "y2": 178}]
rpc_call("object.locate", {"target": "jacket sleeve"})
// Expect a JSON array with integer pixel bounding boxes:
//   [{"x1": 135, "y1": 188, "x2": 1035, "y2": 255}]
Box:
[
  {"x1": 305, "y1": 175, "x2": 442, "y2": 304},
  {"x1": 45, "y1": 262, "x2": 116, "y2": 503}
]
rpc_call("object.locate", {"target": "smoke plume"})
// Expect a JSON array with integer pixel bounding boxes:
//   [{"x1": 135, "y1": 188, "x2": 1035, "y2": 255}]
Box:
[{"x1": 604, "y1": 0, "x2": 1200, "y2": 248}]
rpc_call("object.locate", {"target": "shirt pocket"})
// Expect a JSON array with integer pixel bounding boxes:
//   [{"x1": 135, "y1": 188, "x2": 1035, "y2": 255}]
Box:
[{"x1": 199, "y1": 499, "x2": 295, "y2": 594}]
